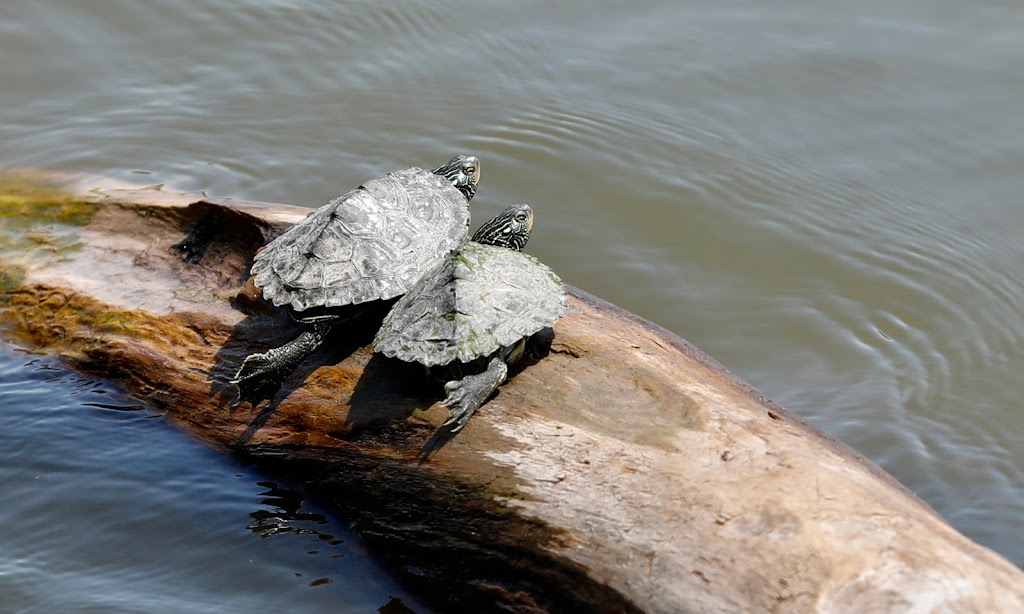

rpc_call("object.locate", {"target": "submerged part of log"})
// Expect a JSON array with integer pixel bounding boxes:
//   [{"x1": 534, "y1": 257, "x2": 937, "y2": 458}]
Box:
[{"x1": 1, "y1": 173, "x2": 1022, "y2": 613}]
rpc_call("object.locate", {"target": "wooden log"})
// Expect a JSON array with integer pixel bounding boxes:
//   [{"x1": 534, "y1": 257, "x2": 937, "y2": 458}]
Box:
[{"x1": 1, "y1": 173, "x2": 1022, "y2": 613}]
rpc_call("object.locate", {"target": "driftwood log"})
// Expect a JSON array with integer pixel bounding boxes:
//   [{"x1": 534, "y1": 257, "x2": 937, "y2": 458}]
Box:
[{"x1": 1, "y1": 173, "x2": 1022, "y2": 613}]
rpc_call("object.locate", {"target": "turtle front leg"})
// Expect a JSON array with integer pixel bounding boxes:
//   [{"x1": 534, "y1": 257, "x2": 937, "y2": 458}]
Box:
[
  {"x1": 232, "y1": 321, "x2": 332, "y2": 403},
  {"x1": 441, "y1": 357, "x2": 508, "y2": 432}
]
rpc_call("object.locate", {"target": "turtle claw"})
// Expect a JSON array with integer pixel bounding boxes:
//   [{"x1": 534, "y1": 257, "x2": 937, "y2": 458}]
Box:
[
  {"x1": 231, "y1": 351, "x2": 286, "y2": 405},
  {"x1": 233, "y1": 378, "x2": 282, "y2": 407},
  {"x1": 232, "y1": 350, "x2": 276, "y2": 385},
  {"x1": 440, "y1": 382, "x2": 480, "y2": 433},
  {"x1": 440, "y1": 358, "x2": 508, "y2": 433},
  {"x1": 229, "y1": 322, "x2": 333, "y2": 404}
]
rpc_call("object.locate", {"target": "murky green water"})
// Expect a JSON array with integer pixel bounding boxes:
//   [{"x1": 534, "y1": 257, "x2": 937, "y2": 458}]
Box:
[{"x1": 2, "y1": 0, "x2": 1023, "y2": 608}]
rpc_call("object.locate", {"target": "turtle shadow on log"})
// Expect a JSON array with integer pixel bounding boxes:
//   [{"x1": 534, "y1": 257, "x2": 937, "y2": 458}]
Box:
[
  {"x1": 168, "y1": 201, "x2": 426, "y2": 446},
  {"x1": 165, "y1": 199, "x2": 289, "y2": 411},
  {"x1": 211, "y1": 308, "x2": 383, "y2": 446},
  {"x1": 345, "y1": 355, "x2": 439, "y2": 445},
  {"x1": 211, "y1": 320, "x2": 555, "y2": 458},
  {"x1": 375, "y1": 326, "x2": 558, "y2": 460}
]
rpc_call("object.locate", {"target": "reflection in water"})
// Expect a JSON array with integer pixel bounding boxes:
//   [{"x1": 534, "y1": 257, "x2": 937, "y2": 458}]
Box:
[
  {"x1": 379, "y1": 596, "x2": 418, "y2": 614},
  {"x1": 247, "y1": 481, "x2": 341, "y2": 545},
  {"x1": 246, "y1": 480, "x2": 346, "y2": 590},
  {"x1": 245, "y1": 481, "x2": 422, "y2": 611}
]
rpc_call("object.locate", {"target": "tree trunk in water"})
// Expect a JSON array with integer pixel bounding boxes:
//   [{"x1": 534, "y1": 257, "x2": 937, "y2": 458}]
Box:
[{"x1": 1, "y1": 173, "x2": 1021, "y2": 613}]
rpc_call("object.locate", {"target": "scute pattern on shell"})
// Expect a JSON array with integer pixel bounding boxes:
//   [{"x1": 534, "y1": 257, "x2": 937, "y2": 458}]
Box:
[
  {"x1": 252, "y1": 167, "x2": 471, "y2": 311},
  {"x1": 374, "y1": 241, "x2": 567, "y2": 367}
]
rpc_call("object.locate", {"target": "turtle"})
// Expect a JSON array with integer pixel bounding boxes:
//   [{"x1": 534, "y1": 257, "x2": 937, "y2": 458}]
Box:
[
  {"x1": 373, "y1": 203, "x2": 566, "y2": 435},
  {"x1": 232, "y1": 154, "x2": 481, "y2": 401}
]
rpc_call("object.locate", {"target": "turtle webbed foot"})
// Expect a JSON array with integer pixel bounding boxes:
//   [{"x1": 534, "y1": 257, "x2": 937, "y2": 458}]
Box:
[
  {"x1": 440, "y1": 358, "x2": 508, "y2": 432},
  {"x1": 231, "y1": 350, "x2": 287, "y2": 405},
  {"x1": 229, "y1": 322, "x2": 332, "y2": 404},
  {"x1": 233, "y1": 350, "x2": 278, "y2": 384}
]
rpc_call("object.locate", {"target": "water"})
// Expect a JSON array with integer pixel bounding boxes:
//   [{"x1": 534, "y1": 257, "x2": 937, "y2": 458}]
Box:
[
  {"x1": 1, "y1": 0, "x2": 1023, "y2": 608},
  {"x1": 0, "y1": 343, "x2": 430, "y2": 613}
]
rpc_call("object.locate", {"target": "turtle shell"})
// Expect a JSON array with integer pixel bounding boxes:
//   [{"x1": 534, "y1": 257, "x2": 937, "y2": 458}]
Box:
[
  {"x1": 252, "y1": 167, "x2": 471, "y2": 312},
  {"x1": 374, "y1": 241, "x2": 566, "y2": 367}
]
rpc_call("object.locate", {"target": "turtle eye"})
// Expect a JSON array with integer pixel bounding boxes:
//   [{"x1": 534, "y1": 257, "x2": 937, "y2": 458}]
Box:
[
  {"x1": 463, "y1": 165, "x2": 474, "y2": 174},
  {"x1": 514, "y1": 213, "x2": 528, "y2": 223}
]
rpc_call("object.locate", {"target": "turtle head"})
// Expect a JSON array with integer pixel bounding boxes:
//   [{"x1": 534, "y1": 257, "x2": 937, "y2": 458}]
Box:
[
  {"x1": 471, "y1": 204, "x2": 533, "y2": 251},
  {"x1": 432, "y1": 155, "x2": 480, "y2": 201}
]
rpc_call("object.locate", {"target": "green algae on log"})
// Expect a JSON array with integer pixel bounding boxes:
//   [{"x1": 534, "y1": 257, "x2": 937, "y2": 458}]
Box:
[
  {"x1": 0, "y1": 172, "x2": 99, "y2": 262},
  {"x1": 1, "y1": 174, "x2": 1023, "y2": 613}
]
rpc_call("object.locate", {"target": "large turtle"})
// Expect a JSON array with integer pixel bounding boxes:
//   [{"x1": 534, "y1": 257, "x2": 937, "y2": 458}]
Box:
[
  {"x1": 232, "y1": 154, "x2": 481, "y2": 401},
  {"x1": 373, "y1": 203, "x2": 566, "y2": 435}
]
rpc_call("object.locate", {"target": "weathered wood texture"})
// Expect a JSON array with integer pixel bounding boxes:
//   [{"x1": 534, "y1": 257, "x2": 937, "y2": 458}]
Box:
[{"x1": 1, "y1": 177, "x2": 1022, "y2": 613}]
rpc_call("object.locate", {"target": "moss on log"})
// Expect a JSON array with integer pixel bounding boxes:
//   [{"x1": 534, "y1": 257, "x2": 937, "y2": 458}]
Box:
[{"x1": 1, "y1": 173, "x2": 1022, "y2": 613}]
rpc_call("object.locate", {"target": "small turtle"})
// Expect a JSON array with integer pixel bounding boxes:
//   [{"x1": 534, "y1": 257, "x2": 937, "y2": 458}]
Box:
[
  {"x1": 373, "y1": 203, "x2": 566, "y2": 435},
  {"x1": 232, "y1": 155, "x2": 481, "y2": 401}
]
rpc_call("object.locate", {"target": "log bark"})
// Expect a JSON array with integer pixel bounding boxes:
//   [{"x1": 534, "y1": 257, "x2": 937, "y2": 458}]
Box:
[{"x1": 1, "y1": 174, "x2": 1022, "y2": 613}]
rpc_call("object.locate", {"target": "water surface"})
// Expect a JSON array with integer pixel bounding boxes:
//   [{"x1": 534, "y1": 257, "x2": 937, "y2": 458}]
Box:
[{"x1": 0, "y1": 343, "x2": 430, "y2": 613}]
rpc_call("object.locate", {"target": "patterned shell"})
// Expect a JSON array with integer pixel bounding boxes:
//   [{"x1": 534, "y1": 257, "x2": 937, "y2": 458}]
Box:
[
  {"x1": 252, "y1": 167, "x2": 471, "y2": 311},
  {"x1": 374, "y1": 241, "x2": 567, "y2": 366}
]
